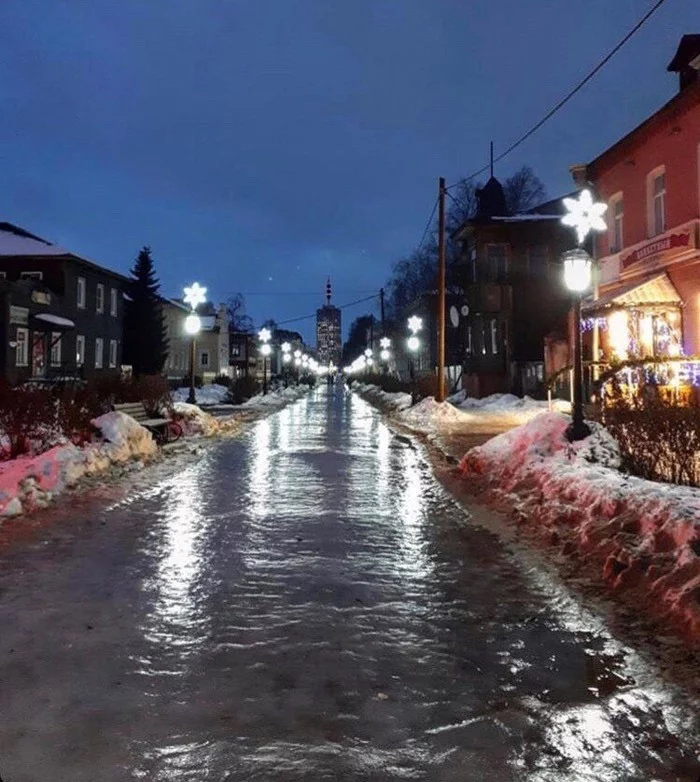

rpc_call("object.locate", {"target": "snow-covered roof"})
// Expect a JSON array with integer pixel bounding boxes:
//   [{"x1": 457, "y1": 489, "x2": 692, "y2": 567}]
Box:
[
  {"x1": 32, "y1": 313, "x2": 76, "y2": 329},
  {"x1": 490, "y1": 214, "x2": 561, "y2": 222},
  {"x1": 0, "y1": 229, "x2": 70, "y2": 257}
]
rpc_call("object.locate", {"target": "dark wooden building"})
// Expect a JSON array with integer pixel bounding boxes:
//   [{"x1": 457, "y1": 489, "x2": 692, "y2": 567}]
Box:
[
  {"x1": 453, "y1": 181, "x2": 575, "y2": 397},
  {"x1": 0, "y1": 222, "x2": 128, "y2": 384}
]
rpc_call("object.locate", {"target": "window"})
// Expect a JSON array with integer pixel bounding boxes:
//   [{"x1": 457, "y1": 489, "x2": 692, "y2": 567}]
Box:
[
  {"x1": 610, "y1": 196, "x2": 624, "y2": 252},
  {"x1": 486, "y1": 245, "x2": 507, "y2": 281},
  {"x1": 466, "y1": 325, "x2": 472, "y2": 355},
  {"x1": 15, "y1": 328, "x2": 29, "y2": 366},
  {"x1": 76, "y1": 335, "x2": 85, "y2": 366},
  {"x1": 490, "y1": 319, "x2": 499, "y2": 354},
  {"x1": 0, "y1": 272, "x2": 6, "y2": 279},
  {"x1": 95, "y1": 338, "x2": 104, "y2": 368},
  {"x1": 648, "y1": 169, "x2": 666, "y2": 236},
  {"x1": 20, "y1": 271, "x2": 43, "y2": 280},
  {"x1": 96, "y1": 284, "x2": 105, "y2": 313},
  {"x1": 200, "y1": 350, "x2": 210, "y2": 367},
  {"x1": 50, "y1": 333, "x2": 62, "y2": 366},
  {"x1": 109, "y1": 339, "x2": 118, "y2": 368},
  {"x1": 110, "y1": 288, "x2": 118, "y2": 317},
  {"x1": 77, "y1": 277, "x2": 86, "y2": 309},
  {"x1": 231, "y1": 344, "x2": 241, "y2": 357},
  {"x1": 527, "y1": 246, "x2": 548, "y2": 277}
]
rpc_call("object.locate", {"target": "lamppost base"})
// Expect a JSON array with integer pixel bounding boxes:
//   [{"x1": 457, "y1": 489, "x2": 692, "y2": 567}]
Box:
[
  {"x1": 186, "y1": 388, "x2": 197, "y2": 405},
  {"x1": 566, "y1": 419, "x2": 591, "y2": 442}
]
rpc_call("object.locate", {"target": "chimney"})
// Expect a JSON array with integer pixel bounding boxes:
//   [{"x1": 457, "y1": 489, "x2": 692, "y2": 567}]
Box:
[{"x1": 667, "y1": 34, "x2": 700, "y2": 92}]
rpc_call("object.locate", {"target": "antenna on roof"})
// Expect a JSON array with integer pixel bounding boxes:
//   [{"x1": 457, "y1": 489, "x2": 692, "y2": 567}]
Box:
[
  {"x1": 326, "y1": 277, "x2": 332, "y2": 305},
  {"x1": 490, "y1": 141, "x2": 494, "y2": 179}
]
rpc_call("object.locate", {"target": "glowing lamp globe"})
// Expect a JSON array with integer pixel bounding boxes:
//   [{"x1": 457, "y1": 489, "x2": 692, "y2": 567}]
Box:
[
  {"x1": 184, "y1": 313, "x2": 201, "y2": 335},
  {"x1": 283, "y1": 353, "x2": 291, "y2": 363},
  {"x1": 261, "y1": 343, "x2": 272, "y2": 357},
  {"x1": 562, "y1": 248, "x2": 592, "y2": 293},
  {"x1": 364, "y1": 348, "x2": 372, "y2": 358},
  {"x1": 295, "y1": 358, "x2": 302, "y2": 367},
  {"x1": 380, "y1": 349, "x2": 390, "y2": 361},
  {"x1": 294, "y1": 349, "x2": 302, "y2": 358},
  {"x1": 407, "y1": 335, "x2": 420, "y2": 352}
]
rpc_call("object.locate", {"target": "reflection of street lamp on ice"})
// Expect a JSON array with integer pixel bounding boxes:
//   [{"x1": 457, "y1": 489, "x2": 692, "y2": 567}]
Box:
[
  {"x1": 259, "y1": 328, "x2": 272, "y2": 395},
  {"x1": 561, "y1": 189, "x2": 607, "y2": 442},
  {"x1": 183, "y1": 282, "x2": 207, "y2": 405}
]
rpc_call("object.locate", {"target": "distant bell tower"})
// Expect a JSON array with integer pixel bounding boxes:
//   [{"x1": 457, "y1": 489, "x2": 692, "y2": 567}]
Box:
[{"x1": 316, "y1": 276, "x2": 342, "y2": 365}]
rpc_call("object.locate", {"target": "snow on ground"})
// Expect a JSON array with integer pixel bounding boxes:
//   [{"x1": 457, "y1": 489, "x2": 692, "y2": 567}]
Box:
[
  {"x1": 398, "y1": 396, "x2": 468, "y2": 431},
  {"x1": 172, "y1": 383, "x2": 230, "y2": 405},
  {"x1": 0, "y1": 412, "x2": 158, "y2": 519},
  {"x1": 459, "y1": 412, "x2": 700, "y2": 641},
  {"x1": 352, "y1": 383, "x2": 413, "y2": 412},
  {"x1": 171, "y1": 402, "x2": 221, "y2": 437},
  {"x1": 240, "y1": 385, "x2": 311, "y2": 409}
]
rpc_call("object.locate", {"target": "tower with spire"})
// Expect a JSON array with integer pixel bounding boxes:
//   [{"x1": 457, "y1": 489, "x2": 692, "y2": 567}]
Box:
[{"x1": 316, "y1": 277, "x2": 342, "y2": 365}]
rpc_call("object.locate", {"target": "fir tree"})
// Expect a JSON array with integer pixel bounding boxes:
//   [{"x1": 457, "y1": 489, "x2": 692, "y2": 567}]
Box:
[{"x1": 123, "y1": 246, "x2": 168, "y2": 375}]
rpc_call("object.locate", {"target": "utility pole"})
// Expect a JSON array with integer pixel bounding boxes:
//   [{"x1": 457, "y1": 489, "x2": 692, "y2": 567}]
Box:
[{"x1": 437, "y1": 176, "x2": 447, "y2": 402}]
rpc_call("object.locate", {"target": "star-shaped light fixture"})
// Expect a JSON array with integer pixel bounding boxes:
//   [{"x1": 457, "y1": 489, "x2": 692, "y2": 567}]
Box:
[
  {"x1": 380, "y1": 337, "x2": 391, "y2": 349},
  {"x1": 407, "y1": 316, "x2": 423, "y2": 335},
  {"x1": 183, "y1": 282, "x2": 207, "y2": 311},
  {"x1": 258, "y1": 328, "x2": 272, "y2": 343},
  {"x1": 561, "y1": 189, "x2": 607, "y2": 245}
]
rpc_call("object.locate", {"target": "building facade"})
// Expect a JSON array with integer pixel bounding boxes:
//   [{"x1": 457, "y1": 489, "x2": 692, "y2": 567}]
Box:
[
  {"x1": 316, "y1": 279, "x2": 342, "y2": 367},
  {"x1": 163, "y1": 299, "x2": 231, "y2": 383},
  {"x1": 0, "y1": 223, "x2": 127, "y2": 384},
  {"x1": 572, "y1": 35, "x2": 700, "y2": 381},
  {"x1": 454, "y1": 184, "x2": 574, "y2": 397}
]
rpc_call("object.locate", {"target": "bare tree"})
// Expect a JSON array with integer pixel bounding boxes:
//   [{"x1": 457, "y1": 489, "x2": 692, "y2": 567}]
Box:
[
  {"x1": 227, "y1": 293, "x2": 254, "y2": 333},
  {"x1": 503, "y1": 166, "x2": 547, "y2": 215}
]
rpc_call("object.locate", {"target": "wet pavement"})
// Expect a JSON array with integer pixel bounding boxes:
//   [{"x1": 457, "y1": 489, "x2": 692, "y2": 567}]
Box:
[{"x1": 0, "y1": 385, "x2": 698, "y2": 781}]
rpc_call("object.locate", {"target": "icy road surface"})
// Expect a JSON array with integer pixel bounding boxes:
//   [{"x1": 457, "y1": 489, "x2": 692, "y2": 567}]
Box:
[{"x1": 0, "y1": 385, "x2": 698, "y2": 781}]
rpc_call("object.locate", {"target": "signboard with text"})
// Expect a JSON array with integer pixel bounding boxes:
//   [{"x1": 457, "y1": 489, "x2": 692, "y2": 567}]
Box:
[{"x1": 621, "y1": 231, "x2": 692, "y2": 270}]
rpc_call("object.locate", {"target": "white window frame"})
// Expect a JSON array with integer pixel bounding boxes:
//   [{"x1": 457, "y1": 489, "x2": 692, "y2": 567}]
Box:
[
  {"x1": 50, "y1": 332, "x2": 62, "y2": 367},
  {"x1": 490, "y1": 319, "x2": 499, "y2": 355},
  {"x1": 647, "y1": 167, "x2": 666, "y2": 237},
  {"x1": 466, "y1": 325, "x2": 472, "y2": 355},
  {"x1": 95, "y1": 337, "x2": 104, "y2": 369},
  {"x1": 609, "y1": 194, "x2": 624, "y2": 253},
  {"x1": 200, "y1": 350, "x2": 210, "y2": 368},
  {"x1": 110, "y1": 288, "x2": 118, "y2": 317},
  {"x1": 15, "y1": 327, "x2": 29, "y2": 367},
  {"x1": 96, "y1": 283, "x2": 105, "y2": 314},
  {"x1": 77, "y1": 276, "x2": 86, "y2": 309},
  {"x1": 20, "y1": 271, "x2": 43, "y2": 280},
  {"x1": 109, "y1": 339, "x2": 118, "y2": 368},
  {"x1": 76, "y1": 335, "x2": 85, "y2": 367}
]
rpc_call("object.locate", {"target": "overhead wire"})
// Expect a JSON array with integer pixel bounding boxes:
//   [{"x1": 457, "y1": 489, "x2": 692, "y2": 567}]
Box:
[
  {"x1": 275, "y1": 293, "x2": 379, "y2": 327},
  {"x1": 446, "y1": 0, "x2": 670, "y2": 191}
]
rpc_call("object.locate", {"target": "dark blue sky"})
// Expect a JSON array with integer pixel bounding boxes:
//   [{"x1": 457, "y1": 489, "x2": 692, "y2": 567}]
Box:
[{"x1": 1, "y1": 0, "x2": 697, "y2": 341}]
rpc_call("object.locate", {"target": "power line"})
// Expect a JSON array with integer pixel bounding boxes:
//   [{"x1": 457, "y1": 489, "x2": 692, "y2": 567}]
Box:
[
  {"x1": 416, "y1": 196, "x2": 439, "y2": 252},
  {"x1": 226, "y1": 290, "x2": 377, "y2": 297},
  {"x1": 447, "y1": 0, "x2": 670, "y2": 191},
  {"x1": 275, "y1": 293, "x2": 379, "y2": 327}
]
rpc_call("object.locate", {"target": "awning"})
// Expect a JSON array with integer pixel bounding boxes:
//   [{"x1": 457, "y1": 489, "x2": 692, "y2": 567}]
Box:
[
  {"x1": 30, "y1": 313, "x2": 76, "y2": 330},
  {"x1": 582, "y1": 272, "x2": 682, "y2": 314}
]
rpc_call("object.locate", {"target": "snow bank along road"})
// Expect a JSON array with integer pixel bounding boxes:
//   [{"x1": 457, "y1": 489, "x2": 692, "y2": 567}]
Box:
[{"x1": 0, "y1": 386, "x2": 698, "y2": 781}]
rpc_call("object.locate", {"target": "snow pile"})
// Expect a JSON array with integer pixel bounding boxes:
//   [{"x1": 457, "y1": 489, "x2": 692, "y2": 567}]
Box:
[
  {"x1": 459, "y1": 412, "x2": 700, "y2": 640},
  {"x1": 172, "y1": 384, "x2": 230, "y2": 406},
  {"x1": 0, "y1": 412, "x2": 158, "y2": 519},
  {"x1": 352, "y1": 383, "x2": 413, "y2": 412},
  {"x1": 241, "y1": 385, "x2": 310, "y2": 409},
  {"x1": 172, "y1": 402, "x2": 220, "y2": 437},
  {"x1": 398, "y1": 396, "x2": 468, "y2": 432}
]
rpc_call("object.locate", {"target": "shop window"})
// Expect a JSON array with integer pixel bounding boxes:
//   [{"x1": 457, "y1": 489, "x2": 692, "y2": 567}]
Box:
[
  {"x1": 15, "y1": 328, "x2": 29, "y2": 367},
  {"x1": 50, "y1": 333, "x2": 62, "y2": 366}
]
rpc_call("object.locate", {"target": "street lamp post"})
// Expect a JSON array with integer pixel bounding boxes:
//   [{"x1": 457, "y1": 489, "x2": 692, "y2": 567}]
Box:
[
  {"x1": 259, "y1": 328, "x2": 272, "y2": 395},
  {"x1": 183, "y1": 282, "x2": 207, "y2": 405},
  {"x1": 281, "y1": 342, "x2": 291, "y2": 387},
  {"x1": 561, "y1": 189, "x2": 607, "y2": 442},
  {"x1": 407, "y1": 316, "x2": 422, "y2": 383},
  {"x1": 380, "y1": 337, "x2": 391, "y2": 373}
]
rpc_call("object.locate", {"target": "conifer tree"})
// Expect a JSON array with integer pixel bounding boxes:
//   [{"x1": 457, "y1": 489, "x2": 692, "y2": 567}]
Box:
[{"x1": 123, "y1": 246, "x2": 168, "y2": 375}]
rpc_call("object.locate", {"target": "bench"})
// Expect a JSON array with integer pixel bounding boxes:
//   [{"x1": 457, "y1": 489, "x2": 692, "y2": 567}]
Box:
[{"x1": 113, "y1": 402, "x2": 181, "y2": 444}]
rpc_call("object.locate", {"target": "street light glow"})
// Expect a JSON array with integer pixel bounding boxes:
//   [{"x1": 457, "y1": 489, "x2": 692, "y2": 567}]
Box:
[
  {"x1": 183, "y1": 282, "x2": 207, "y2": 310},
  {"x1": 561, "y1": 189, "x2": 607, "y2": 245},
  {"x1": 261, "y1": 342, "x2": 272, "y2": 356},
  {"x1": 283, "y1": 353, "x2": 292, "y2": 363},
  {"x1": 562, "y1": 248, "x2": 593, "y2": 293},
  {"x1": 380, "y1": 349, "x2": 390, "y2": 361},
  {"x1": 380, "y1": 337, "x2": 391, "y2": 349},
  {"x1": 407, "y1": 336, "x2": 420, "y2": 352},
  {"x1": 281, "y1": 342, "x2": 291, "y2": 353},
  {"x1": 364, "y1": 348, "x2": 372, "y2": 358},
  {"x1": 258, "y1": 328, "x2": 272, "y2": 343},
  {"x1": 184, "y1": 313, "x2": 201, "y2": 335}
]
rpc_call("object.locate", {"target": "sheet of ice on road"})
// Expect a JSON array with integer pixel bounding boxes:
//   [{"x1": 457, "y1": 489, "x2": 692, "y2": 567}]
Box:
[{"x1": 0, "y1": 386, "x2": 697, "y2": 781}]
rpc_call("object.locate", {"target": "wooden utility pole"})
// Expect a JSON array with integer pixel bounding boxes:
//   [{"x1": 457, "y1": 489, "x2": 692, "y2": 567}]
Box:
[{"x1": 437, "y1": 176, "x2": 447, "y2": 402}]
